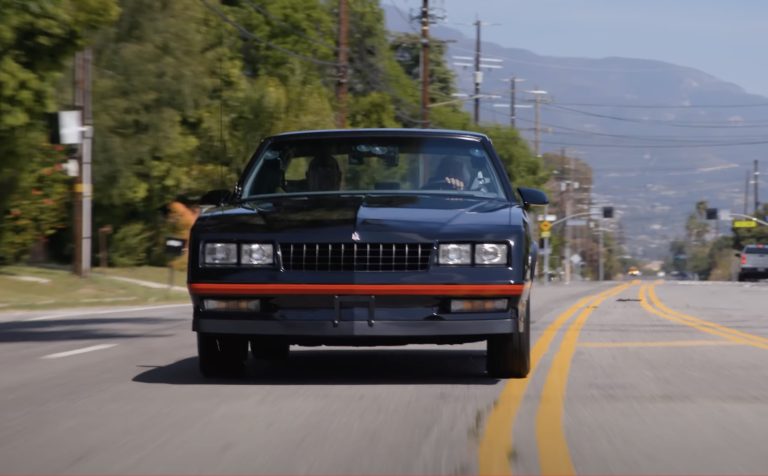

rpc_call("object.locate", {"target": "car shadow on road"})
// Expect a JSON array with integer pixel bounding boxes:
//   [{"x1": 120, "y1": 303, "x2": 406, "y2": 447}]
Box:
[
  {"x1": 0, "y1": 317, "x2": 180, "y2": 343},
  {"x1": 133, "y1": 348, "x2": 499, "y2": 385}
]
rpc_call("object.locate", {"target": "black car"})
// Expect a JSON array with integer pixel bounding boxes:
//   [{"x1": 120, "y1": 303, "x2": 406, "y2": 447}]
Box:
[{"x1": 188, "y1": 129, "x2": 548, "y2": 378}]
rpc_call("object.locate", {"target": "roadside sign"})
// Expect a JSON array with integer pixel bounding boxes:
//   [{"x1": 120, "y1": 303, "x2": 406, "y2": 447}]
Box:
[
  {"x1": 733, "y1": 220, "x2": 757, "y2": 229},
  {"x1": 541, "y1": 231, "x2": 551, "y2": 238},
  {"x1": 540, "y1": 221, "x2": 552, "y2": 232}
]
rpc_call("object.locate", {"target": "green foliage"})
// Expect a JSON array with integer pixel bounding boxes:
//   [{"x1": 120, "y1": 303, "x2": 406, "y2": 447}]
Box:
[
  {"x1": 349, "y1": 93, "x2": 399, "y2": 128},
  {"x1": 109, "y1": 222, "x2": 151, "y2": 267},
  {"x1": 671, "y1": 201, "x2": 745, "y2": 280},
  {"x1": 0, "y1": 139, "x2": 71, "y2": 263},
  {"x1": 0, "y1": 0, "x2": 119, "y2": 130},
  {"x1": 1, "y1": 0, "x2": 553, "y2": 268},
  {"x1": 476, "y1": 125, "x2": 547, "y2": 188},
  {"x1": 731, "y1": 203, "x2": 768, "y2": 249},
  {"x1": 0, "y1": 0, "x2": 119, "y2": 261}
]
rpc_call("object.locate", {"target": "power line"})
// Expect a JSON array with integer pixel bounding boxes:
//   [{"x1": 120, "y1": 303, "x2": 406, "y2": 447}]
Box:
[
  {"x1": 448, "y1": 45, "x2": 693, "y2": 73},
  {"x1": 389, "y1": 0, "x2": 419, "y2": 33},
  {"x1": 550, "y1": 101, "x2": 768, "y2": 109},
  {"x1": 512, "y1": 116, "x2": 768, "y2": 144},
  {"x1": 537, "y1": 139, "x2": 768, "y2": 149},
  {"x1": 544, "y1": 104, "x2": 768, "y2": 129}
]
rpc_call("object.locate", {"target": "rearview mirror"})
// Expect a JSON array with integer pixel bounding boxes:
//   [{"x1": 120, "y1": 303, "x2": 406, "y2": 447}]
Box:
[{"x1": 518, "y1": 187, "x2": 549, "y2": 208}]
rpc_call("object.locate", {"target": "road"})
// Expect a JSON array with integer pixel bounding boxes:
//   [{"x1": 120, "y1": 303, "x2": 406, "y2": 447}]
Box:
[{"x1": 1, "y1": 280, "x2": 767, "y2": 474}]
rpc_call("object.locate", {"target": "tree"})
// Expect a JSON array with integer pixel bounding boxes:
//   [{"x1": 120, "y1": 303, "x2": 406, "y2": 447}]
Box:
[
  {"x1": 0, "y1": 0, "x2": 119, "y2": 262},
  {"x1": 0, "y1": 142, "x2": 71, "y2": 263}
]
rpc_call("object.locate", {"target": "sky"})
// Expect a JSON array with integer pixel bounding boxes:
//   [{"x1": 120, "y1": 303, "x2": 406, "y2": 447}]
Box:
[{"x1": 384, "y1": 0, "x2": 768, "y2": 97}]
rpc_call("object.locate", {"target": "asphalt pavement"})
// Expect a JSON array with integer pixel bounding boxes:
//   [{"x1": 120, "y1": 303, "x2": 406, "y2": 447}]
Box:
[{"x1": 1, "y1": 279, "x2": 767, "y2": 474}]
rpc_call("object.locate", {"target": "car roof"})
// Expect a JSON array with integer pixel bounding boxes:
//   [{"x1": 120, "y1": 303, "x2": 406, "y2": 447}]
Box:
[{"x1": 268, "y1": 128, "x2": 489, "y2": 142}]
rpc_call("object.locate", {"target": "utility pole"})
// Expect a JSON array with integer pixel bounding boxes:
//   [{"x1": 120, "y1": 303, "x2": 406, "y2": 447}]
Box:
[
  {"x1": 563, "y1": 148, "x2": 573, "y2": 284},
  {"x1": 508, "y1": 76, "x2": 517, "y2": 127},
  {"x1": 745, "y1": 170, "x2": 750, "y2": 215},
  {"x1": 73, "y1": 49, "x2": 93, "y2": 277},
  {"x1": 420, "y1": 0, "x2": 430, "y2": 128},
  {"x1": 598, "y1": 217, "x2": 604, "y2": 281},
  {"x1": 335, "y1": 0, "x2": 349, "y2": 128},
  {"x1": 526, "y1": 89, "x2": 548, "y2": 157},
  {"x1": 754, "y1": 159, "x2": 760, "y2": 215},
  {"x1": 473, "y1": 19, "x2": 481, "y2": 124}
]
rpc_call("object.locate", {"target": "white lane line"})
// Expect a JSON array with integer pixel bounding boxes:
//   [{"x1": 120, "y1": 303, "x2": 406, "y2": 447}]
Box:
[
  {"x1": 24, "y1": 303, "x2": 189, "y2": 322},
  {"x1": 41, "y1": 344, "x2": 117, "y2": 359}
]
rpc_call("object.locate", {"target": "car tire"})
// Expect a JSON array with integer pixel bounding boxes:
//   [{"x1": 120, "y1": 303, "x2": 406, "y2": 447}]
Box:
[
  {"x1": 487, "y1": 299, "x2": 531, "y2": 378},
  {"x1": 197, "y1": 333, "x2": 247, "y2": 377},
  {"x1": 251, "y1": 339, "x2": 290, "y2": 360},
  {"x1": 738, "y1": 274, "x2": 745, "y2": 282}
]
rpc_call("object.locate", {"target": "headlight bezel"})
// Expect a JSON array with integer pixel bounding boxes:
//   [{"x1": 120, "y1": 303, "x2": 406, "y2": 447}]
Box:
[
  {"x1": 438, "y1": 243, "x2": 473, "y2": 266},
  {"x1": 438, "y1": 242, "x2": 510, "y2": 267},
  {"x1": 201, "y1": 241, "x2": 275, "y2": 267},
  {"x1": 203, "y1": 242, "x2": 238, "y2": 266},
  {"x1": 474, "y1": 243, "x2": 509, "y2": 266},
  {"x1": 240, "y1": 243, "x2": 275, "y2": 267}
]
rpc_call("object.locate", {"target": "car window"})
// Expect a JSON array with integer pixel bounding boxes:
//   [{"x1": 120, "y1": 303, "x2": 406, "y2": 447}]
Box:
[
  {"x1": 744, "y1": 247, "x2": 768, "y2": 255},
  {"x1": 241, "y1": 137, "x2": 507, "y2": 200}
]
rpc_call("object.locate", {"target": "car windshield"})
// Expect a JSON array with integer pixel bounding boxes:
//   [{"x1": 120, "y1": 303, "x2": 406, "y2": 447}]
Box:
[{"x1": 241, "y1": 136, "x2": 507, "y2": 200}]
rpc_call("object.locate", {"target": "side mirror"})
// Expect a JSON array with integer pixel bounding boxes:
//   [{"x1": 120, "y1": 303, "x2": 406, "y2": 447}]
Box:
[
  {"x1": 518, "y1": 187, "x2": 549, "y2": 208},
  {"x1": 199, "y1": 189, "x2": 231, "y2": 206}
]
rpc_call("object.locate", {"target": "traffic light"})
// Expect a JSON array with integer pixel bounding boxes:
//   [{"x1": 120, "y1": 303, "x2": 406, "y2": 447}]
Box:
[
  {"x1": 705, "y1": 208, "x2": 718, "y2": 220},
  {"x1": 602, "y1": 206, "x2": 614, "y2": 218}
]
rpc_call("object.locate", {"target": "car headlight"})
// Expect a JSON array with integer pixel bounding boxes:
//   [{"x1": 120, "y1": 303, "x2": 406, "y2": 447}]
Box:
[
  {"x1": 241, "y1": 243, "x2": 274, "y2": 266},
  {"x1": 438, "y1": 244, "x2": 472, "y2": 265},
  {"x1": 203, "y1": 243, "x2": 238, "y2": 265},
  {"x1": 475, "y1": 243, "x2": 508, "y2": 266}
]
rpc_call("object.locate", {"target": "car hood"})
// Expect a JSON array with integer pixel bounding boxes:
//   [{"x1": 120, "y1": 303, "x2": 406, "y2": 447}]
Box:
[{"x1": 193, "y1": 194, "x2": 524, "y2": 242}]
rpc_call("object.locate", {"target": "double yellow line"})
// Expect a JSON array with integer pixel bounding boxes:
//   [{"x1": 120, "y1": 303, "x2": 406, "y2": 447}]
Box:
[
  {"x1": 640, "y1": 283, "x2": 768, "y2": 350},
  {"x1": 479, "y1": 280, "x2": 768, "y2": 476},
  {"x1": 478, "y1": 281, "x2": 634, "y2": 475}
]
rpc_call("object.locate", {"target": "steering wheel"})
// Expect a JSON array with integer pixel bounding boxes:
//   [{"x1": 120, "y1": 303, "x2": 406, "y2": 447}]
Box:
[{"x1": 421, "y1": 177, "x2": 465, "y2": 191}]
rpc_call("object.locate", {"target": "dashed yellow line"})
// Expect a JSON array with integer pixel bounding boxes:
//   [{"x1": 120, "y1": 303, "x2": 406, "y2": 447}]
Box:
[
  {"x1": 478, "y1": 282, "x2": 631, "y2": 475},
  {"x1": 535, "y1": 282, "x2": 632, "y2": 476},
  {"x1": 640, "y1": 284, "x2": 768, "y2": 350}
]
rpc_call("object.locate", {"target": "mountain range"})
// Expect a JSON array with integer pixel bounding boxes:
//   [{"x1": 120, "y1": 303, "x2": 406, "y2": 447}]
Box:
[{"x1": 383, "y1": 4, "x2": 767, "y2": 259}]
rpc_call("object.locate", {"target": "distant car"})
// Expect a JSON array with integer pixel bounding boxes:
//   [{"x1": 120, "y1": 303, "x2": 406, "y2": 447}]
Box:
[
  {"x1": 187, "y1": 128, "x2": 549, "y2": 378},
  {"x1": 737, "y1": 244, "x2": 768, "y2": 282},
  {"x1": 627, "y1": 266, "x2": 641, "y2": 277}
]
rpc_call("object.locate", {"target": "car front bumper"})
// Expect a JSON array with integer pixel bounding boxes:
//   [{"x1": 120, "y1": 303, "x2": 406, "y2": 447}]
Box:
[{"x1": 189, "y1": 282, "x2": 527, "y2": 342}]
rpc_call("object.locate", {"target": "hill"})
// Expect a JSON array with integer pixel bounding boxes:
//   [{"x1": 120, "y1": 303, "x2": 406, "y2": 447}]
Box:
[{"x1": 384, "y1": 4, "x2": 766, "y2": 258}]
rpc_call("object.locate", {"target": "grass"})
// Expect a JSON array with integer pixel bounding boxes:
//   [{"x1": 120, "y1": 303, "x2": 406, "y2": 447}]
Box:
[
  {"x1": 96, "y1": 265, "x2": 187, "y2": 287},
  {"x1": 0, "y1": 265, "x2": 189, "y2": 311}
]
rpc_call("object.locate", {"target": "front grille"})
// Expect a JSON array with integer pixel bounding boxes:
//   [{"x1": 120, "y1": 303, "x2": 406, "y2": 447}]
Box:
[{"x1": 280, "y1": 243, "x2": 433, "y2": 272}]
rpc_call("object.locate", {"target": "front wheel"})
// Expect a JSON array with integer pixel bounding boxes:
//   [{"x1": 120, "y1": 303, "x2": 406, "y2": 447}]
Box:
[
  {"x1": 197, "y1": 333, "x2": 248, "y2": 377},
  {"x1": 486, "y1": 300, "x2": 530, "y2": 378}
]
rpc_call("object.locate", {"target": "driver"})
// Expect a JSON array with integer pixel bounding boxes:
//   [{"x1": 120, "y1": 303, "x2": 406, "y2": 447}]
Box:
[
  {"x1": 306, "y1": 153, "x2": 342, "y2": 191},
  {"x1": 430, "y1": 156, "x2": 471, "y2": 190}
]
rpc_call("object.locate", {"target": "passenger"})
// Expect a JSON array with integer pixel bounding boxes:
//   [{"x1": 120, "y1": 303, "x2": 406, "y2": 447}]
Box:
[{"x1": 306, "y1": 154, "x2": 342, "y2": 191}]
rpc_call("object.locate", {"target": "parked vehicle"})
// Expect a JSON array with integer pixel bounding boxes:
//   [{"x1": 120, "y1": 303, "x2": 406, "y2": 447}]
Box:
[
  {"x1": 187, "y1": 128, "x2": 548, "y2": 378},
  {"x1": 737, "y1": 244, "x2": 768, "y2": 282}
]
